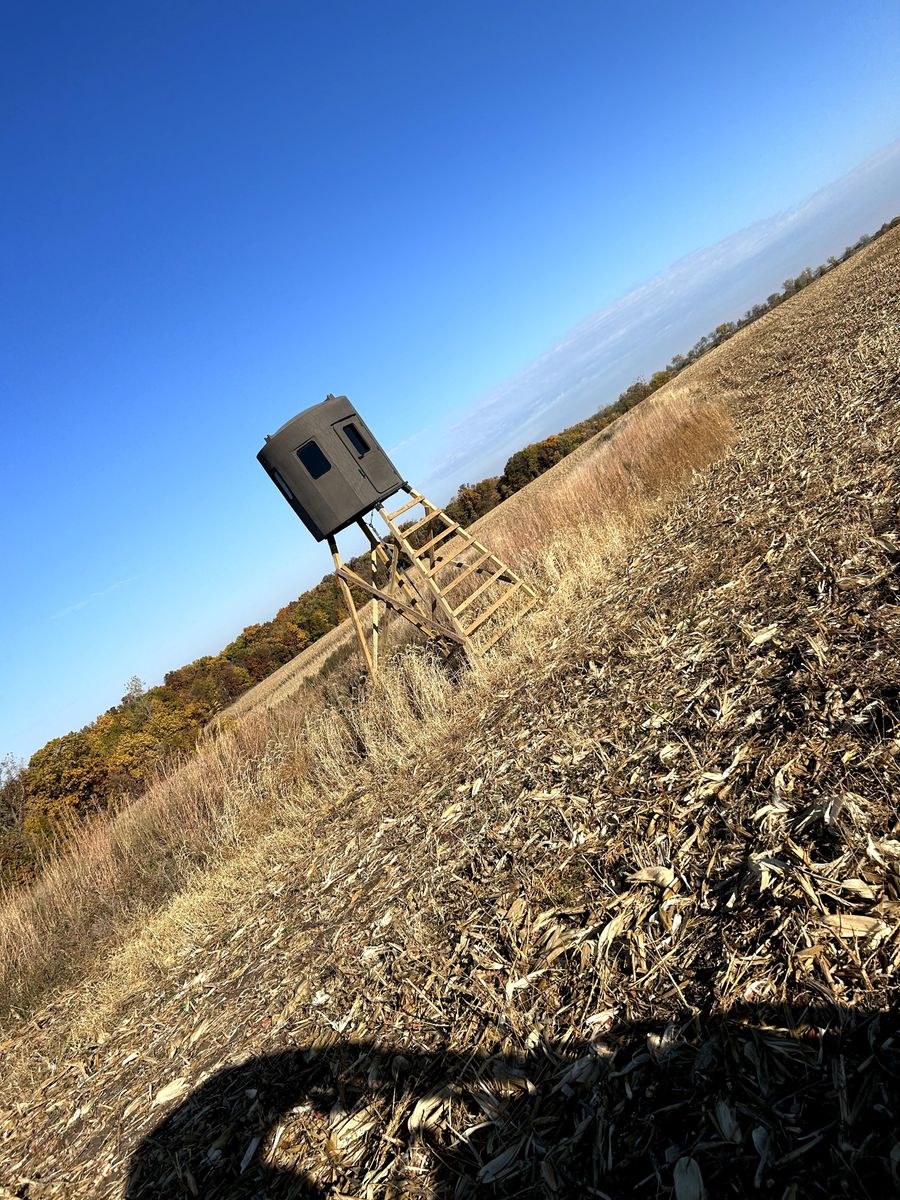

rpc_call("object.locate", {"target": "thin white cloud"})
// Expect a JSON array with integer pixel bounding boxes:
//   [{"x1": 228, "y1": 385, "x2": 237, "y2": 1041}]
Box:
[
  {"x1": 50, "y1": 575, "x2": 141, "y2": 621},
  {"x1": 395, "y1": 140, "x2": 900, "y2": 502}
]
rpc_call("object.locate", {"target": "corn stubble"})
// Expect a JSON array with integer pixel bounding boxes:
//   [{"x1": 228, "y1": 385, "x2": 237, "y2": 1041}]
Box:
[{"x1": 0, "y1": 230, "x2": 899, "y2": 1198}]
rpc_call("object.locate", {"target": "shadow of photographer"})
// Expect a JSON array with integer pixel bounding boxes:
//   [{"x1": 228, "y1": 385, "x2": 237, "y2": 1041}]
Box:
[{"x1": 125, "y1": 1002, "x2": 899, "y2": 1198}]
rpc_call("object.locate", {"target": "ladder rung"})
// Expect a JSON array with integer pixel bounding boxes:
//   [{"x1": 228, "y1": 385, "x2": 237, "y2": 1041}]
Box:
[
  {"x1": 402, "y1": 508, "x2": 444, "y2": 538},
  {"x1": 384, "y1": 496, "x2": 421, "y2": 520},
  {"x1": 415, "y1": 523, "x2": 459, "y2": 556},
  {"x1": 425, "y1": 555, "x2": 467, "y2": 577},
  {"x1": 463, "y1": 580, "x2": 523, "y2": 635},
  {"x1": 425, "y1": 548, "x2": 476, "y2": 577},
  {"x1": 452, "y1": 565, "x2": 508, "y2": 615},
  {"x1": 479, "y1": 594, "x2": 537, "y2": 653},
  {"x1": 440, "y1": 550, "x2": 494, "y2": 591}
]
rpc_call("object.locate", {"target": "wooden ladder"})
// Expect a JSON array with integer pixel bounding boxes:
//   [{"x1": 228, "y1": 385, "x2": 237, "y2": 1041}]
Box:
[{"x1": 329, "y1": 488, "x2": 538, "y2": 674}]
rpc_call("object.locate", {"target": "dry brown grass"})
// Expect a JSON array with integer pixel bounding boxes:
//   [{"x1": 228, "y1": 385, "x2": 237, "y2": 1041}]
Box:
[
  {"x1": 1, "y1": 227, "x2": 898, "y2": 1198},
  {"x1": 0, "y1": 343, "x2": 735, "y2": 1030},
  {"x1": 481, "y1": 379, "x2": 734, "y2": 564},
  {"x1": 0, "y1": 693, "x2": 354, "y2": 1023}
]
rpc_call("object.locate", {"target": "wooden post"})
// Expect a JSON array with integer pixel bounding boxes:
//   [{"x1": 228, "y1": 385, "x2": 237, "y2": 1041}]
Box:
[
  {"x1": 370, "y1": 540, "x2": 380, "y2": 674},
  {"x1": 328, "y1": 535, "x2": 374, "y2": 674}
]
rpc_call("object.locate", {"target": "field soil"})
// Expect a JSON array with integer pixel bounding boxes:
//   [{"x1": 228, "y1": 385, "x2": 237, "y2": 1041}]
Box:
[{"x1": 1, "y1": 230, "x2": 898, "y2": 1199}]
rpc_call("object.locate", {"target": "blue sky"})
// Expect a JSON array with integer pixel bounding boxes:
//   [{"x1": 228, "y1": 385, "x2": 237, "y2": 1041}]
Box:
[{"x1": 2, "y1": 1, "x2": 898, "y2": 762}]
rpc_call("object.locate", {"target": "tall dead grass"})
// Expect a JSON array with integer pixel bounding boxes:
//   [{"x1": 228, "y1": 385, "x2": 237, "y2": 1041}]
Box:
[
  {"x1": 0, "y1": 380, "x2": 734, "y2": 1025},
  {"x1": 0, "y1": 703, "x2": 315, "y2": 1019},
  {"x1": 481, "y1": 378, "x2": 734, "y2": 566}
]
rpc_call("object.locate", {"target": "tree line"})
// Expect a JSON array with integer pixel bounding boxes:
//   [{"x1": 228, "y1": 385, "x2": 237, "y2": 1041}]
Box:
[{"x1": 1, "y1": 216, "x2": 896, "y2": 887}]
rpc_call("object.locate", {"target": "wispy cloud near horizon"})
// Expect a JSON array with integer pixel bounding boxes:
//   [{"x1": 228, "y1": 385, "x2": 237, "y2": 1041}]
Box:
[
  {"x1": 50, "y1": 575, "x2": 141, "y2": 622},
  {"x1": 392, "y1": 140, "x2": 900, "y2": 503}
]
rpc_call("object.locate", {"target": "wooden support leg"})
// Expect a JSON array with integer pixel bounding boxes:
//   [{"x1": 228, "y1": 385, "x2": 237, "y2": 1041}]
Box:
[
  {"x1": 427, "y1": 540, "x2": 436, "y2": 620},
  {"x1": 370, "y1": 541, "x2": 379, "y2": 674},
  {"x1": 328, "y1": 535, "x2": 374, "y2": 674}
]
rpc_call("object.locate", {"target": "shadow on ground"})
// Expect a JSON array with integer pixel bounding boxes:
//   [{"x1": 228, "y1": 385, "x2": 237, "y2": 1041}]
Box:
[{"x1": 126, "y1": 1003, "x2": 898, "y2": 1198}]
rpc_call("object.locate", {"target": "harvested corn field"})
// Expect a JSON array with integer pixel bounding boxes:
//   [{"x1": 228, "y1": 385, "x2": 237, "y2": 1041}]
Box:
[{"x1": 1, "y1": 229, "x2": 899, "y2": 1199}]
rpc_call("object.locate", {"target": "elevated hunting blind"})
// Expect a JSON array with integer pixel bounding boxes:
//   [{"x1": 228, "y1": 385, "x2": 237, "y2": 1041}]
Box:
[
  {"x1": 258, "y1": 394, "x2": 405, "y2": 541},
  {"x1": 258, "y1": 395, "x2": 537, "y2": 674}
]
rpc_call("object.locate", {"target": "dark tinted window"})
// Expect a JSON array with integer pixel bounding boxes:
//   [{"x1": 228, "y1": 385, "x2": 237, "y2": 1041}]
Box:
[
  {"x1": 297, "y1": 440, "x2": 331, "y2": 479},
  {"x1": 271, "y1": 468, "x2": 294, "y2": 500},
  {"x1": 343, "y1": 422, "x2": 370, "y2": 456}
]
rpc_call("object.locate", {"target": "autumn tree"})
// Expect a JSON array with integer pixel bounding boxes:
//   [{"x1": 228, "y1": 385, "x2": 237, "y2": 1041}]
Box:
[
  {"x1": 23, "y1": 730, "x2": 106, "y2": 827},
  {"x1": 445, "y1": 477, "x2": 501, "y2": 526},
  {"x1": 0, "y1": 754, "x2": 24, "y2": 833}
]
